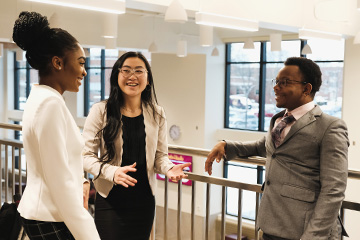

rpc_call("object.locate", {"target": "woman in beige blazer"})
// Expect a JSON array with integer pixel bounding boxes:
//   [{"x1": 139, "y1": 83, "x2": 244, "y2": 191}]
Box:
[
  {"x1": 82, "y1": 51, "x2": 190, "y2": 240},
  {"x1": 13, "y1": 11, "x2": 100, "y2": 240}
]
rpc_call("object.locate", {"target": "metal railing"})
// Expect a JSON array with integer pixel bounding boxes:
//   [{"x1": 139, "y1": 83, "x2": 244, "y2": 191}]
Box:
[
  {"x1": 167, "y1": 144, "x2": 263, "y2": 240},
  {"x1": 0, "y1": 123, "x2": 25, "y2": 206},
  {"x1": 1, "y1": 123, "x2": 360, "y2": 240}
]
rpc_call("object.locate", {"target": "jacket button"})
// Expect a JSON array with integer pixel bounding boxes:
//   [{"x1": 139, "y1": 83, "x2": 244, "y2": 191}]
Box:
[{"x1": 267, "y1": 180, "x2": 271, "y2": 185}]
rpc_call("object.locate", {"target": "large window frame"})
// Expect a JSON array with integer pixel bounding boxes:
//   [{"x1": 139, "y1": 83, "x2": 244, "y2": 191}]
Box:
[
  {"x1": 14, "y1": 52, "x2": 31, "y2": 111},
  {"x1": 84, "y1": 49, "x2": 108, "y2": 116},
  {"x1": 225, "y1": 40, "x2": 308, "y2": 132}
]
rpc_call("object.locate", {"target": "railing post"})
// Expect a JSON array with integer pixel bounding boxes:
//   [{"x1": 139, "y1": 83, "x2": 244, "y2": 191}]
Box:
[
  {"x1": 255, "y1": 192, "x2": 260, "y2": 240},
  {"x1": 237, "y1": 189, "x2": 243, "y2": 240},
  {"x1": 221, "y1": 186, "x2": 226, "y2": 240},
  {"x1": 5, "y1": 145, "x2": 8, "y2": 203},
  {"x1": 164, "y1": 176, "x2": 168, "y2": 240},
  {"x1": 191, "y1": 181, "x2": 196, "y2": 240},
  {"x1": 19, "y1": 147, "x2": 22, "y2": 195},
  {"x1": 0, "y1": 144, "x2": 2, "y2": 206},
  {"x1": 12, "y1": 146, "x2": 15, "y2": 197},
  {"x1": 340, "y1": 207, "x2": 345, "y2": 240},
  {"x1": 177, "y1": 180, "x2": 182, "y2": 240},
  {"x1": 205, "y1": 183, "x2": 210, "y2": 240}
]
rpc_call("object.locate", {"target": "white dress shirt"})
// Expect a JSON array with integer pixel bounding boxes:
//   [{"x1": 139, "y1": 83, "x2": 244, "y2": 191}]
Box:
[{"x1": 18, "y1": 84, "x2": 100, "y2": 240}]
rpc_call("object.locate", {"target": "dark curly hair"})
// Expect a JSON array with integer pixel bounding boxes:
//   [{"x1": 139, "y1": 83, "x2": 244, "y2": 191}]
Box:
[
  {"x1": 284, "y1": 57, "x2": 322, "y2": 98},
  {"x1": 94, "y1": 52, "x2": 161, "y2": 180},
  {"x1": 12, "y1": 11, "x2": 79, "y2": 77}
]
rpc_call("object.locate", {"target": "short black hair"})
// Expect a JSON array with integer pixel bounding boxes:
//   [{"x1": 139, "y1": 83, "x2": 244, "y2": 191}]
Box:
[
  {"x1": 12, "y1": 11, "x2": 79, "y2": 77},
  {"x1": 284, "y1": 57, "x2": 322, "y2": 97}
]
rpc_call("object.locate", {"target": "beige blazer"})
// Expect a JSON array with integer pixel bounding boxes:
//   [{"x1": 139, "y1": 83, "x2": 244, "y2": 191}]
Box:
[
  {"x1": 82, "y1": 101, "x2": 174, "y2": 198},
  {"x1": 18, "y1": 85, "x2": 100, "y2": 240},
  {"x1": 225, "y1": 105, "x2": 348, "y2": 240}
]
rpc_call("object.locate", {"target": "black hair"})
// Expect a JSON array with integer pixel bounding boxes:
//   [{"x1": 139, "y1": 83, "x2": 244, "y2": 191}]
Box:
[
  {"x1": 94, "y1": 52, "x2": 160, "y2": 180},
  {"x1": 12, "y1": 11, "x2": 79, "y2": 77},
  {"x1": 284, "y1": 57, "x2": 322, "y2": 98}
]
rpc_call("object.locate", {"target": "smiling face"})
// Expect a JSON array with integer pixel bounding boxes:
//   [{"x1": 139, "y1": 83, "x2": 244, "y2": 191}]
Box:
[
  {"x1": 60, "y1": 43, "x2": 87, "y2": 92},
  {"x1": 118, "y1": 57, "x2": 148, "y2": 100},
  {"x1": 274, "y1": 65, "x2": 311, "y2": 111}
]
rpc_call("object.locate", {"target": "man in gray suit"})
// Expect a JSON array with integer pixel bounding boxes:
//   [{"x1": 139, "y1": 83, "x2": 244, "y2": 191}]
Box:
[{"x1": 205, "y1": 57, "x2": 348, "y2": 240}]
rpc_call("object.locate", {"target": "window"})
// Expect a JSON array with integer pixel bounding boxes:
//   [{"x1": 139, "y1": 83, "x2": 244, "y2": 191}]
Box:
[
  {"x1": 225, "y1": 39, "x2": 345, "y2": 220},
  {"x1": 225, "y1": 39, "x2": 344, "y2": 132},
  {"x1": 84, "y1": 48, "x2": 118, "y2": 115},
  {"x1": 225, "y1": 162, "x2": 264, "y2": 220},
  {"x1": 14, "y1": 51, "x2": 38, "y2": 110},
  {"x1": 305, "y1": 39, "x2": 344, "y2": 119}
]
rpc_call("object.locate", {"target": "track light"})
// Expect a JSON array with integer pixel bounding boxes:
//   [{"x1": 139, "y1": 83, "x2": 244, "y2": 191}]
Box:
[
  {"x1": 26, "y1": 0, "x2": 125, "y2": 14},
  {"x1": 195, "y1": 12, "x2": 258, "y2": 32},
  {"x1": 299, "y1": 28, "x2": 342, "y2": 41}
]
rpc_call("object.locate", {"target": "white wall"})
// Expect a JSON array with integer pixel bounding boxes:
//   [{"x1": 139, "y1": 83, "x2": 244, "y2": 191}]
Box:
[
  {"x1": 151, "y1": 53, "x2": 209, "y2": 216},
  {"x1": 340, "y1": 38, "x2": 360, "y2": 239}
]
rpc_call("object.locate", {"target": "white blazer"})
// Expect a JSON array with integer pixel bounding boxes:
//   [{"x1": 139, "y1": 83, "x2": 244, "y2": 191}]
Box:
[
  {"x1": 18, "y1": 85, "x2": 100, "y2": 240},
  {"x1": 82, "y1": 101, "x2": 174, "y2": 198}
]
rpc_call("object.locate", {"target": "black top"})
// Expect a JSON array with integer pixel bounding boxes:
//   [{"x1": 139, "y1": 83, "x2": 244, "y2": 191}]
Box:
[{"x1": 117, "y1": 114, "x2": 153, "y2": 205}]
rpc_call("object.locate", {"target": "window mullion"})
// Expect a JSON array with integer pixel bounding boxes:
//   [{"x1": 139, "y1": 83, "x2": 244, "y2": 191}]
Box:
[
  {"x1": 26, "y1": 62, "x2": 31, "y2": 98},
  {"x1": 101, "y1": 49, "x2": 105, "y2": 100},
  {"x1": 14, "y1": 52, "x2": 20, "y2": 110},
  {"x1": 258, "y1": 42, "x2": 266, "y2": 131},
  {"x1": 224, "y1": 43, "x2": 231, "y2": 128},
  {"x1": 84, "y1": 53, "x2": 90, "y2": 116},
  {"x1": 301, "y1": 40, "x2": 307, "y2": 57}
]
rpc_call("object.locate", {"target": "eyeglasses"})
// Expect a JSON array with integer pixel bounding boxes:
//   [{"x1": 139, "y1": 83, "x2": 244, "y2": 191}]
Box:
[
  {"x1": 272, "y1": 78, "x2": 308, "y2": 88},
  {"x1": 119, "y1": 67, "x2": 148, "y2": 78}
]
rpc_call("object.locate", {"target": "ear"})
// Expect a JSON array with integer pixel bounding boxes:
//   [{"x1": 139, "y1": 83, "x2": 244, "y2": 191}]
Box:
[
  {"x1": 51, "y1": 56, "x2": 63, "y2": 70},
  {"x1": 303, "y1": 83, "x2": 312, "y2": 96}
]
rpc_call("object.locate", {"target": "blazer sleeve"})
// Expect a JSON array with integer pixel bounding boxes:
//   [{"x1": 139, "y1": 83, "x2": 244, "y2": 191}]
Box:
[
  {"x1": 301, "y1": 119, "x2": 349, "y2": 239},
  {"x1": 82, "y1": 103, "x2": 119, "y2": 182},
  {"x1": 153, "y1": 107, "x2": 175, "y2": 174},
  {"x1": 34, "y1": 98, "x2": 100, "y2": 240},
  {"x1": 225, "y1": 136, "x2": 267, "y2": 160}
]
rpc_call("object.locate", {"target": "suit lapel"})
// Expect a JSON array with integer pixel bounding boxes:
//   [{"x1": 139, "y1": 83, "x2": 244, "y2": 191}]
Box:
[{"x1": 280, "y1": 105, "x2": 322, "y2": 147}]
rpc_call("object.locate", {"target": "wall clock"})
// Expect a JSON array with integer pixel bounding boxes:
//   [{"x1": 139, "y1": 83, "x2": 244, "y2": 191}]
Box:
[{"x1": 169, "y1": 124, "x2": 181, "y2": 140}]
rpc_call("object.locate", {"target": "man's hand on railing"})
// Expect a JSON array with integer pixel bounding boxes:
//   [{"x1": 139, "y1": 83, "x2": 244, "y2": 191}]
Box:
[
  {"x1": 205, "y1": 141, "x2": 226, "y2": 175},
  {"x1": 166, "y1": 162, "x2": 191, "y2": 182},
  {"x1": 113, "y1": 163, "x2": 138, "y2": 187}
]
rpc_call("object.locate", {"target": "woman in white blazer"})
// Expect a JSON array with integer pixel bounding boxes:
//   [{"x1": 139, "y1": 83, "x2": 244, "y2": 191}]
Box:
[
  {"x1": 13, "y1": 11, "x2": 100, "y2": 240},
  {"x1": 82, "y1": 52, "x2": 190, "y2": 240}
]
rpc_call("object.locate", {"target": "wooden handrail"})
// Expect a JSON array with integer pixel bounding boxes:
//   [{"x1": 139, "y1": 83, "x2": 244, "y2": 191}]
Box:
[
  {"x1": 1, "y1": 123, "x2": 359, "y2": 180},
  {"x1": 0, "y1": 123, "x2": 22, "y2": 131}
]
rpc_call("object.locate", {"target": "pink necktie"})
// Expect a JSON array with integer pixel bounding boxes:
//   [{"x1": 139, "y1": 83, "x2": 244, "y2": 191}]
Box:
[{"x1": 271, "y1": 114, "x2": 295, "y2": 148}]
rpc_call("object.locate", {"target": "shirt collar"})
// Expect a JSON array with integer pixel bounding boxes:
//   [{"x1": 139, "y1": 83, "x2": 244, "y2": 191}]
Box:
[{"x1": 285, "y1": 101, "x2": 315, "y2": 120}]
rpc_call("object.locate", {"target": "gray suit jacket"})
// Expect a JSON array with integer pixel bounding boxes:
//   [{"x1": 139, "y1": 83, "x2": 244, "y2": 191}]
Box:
[{"x1": 226, "y1": 105, "x2": 348, "y2": 240}]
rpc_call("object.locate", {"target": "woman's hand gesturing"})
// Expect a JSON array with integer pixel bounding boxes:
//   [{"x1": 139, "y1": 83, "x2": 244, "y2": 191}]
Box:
[{"x1": 113, "y1": 162, "x2": 138, "y2": 187}]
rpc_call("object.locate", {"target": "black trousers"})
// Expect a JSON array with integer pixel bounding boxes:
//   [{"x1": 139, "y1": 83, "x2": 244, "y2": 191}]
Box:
[
  {"x1": 95, "y1": 191, "x2": 155, "y2": 240},
  {"x1": 20, "y1": 217, "x2": 74, "y2": 240}
]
